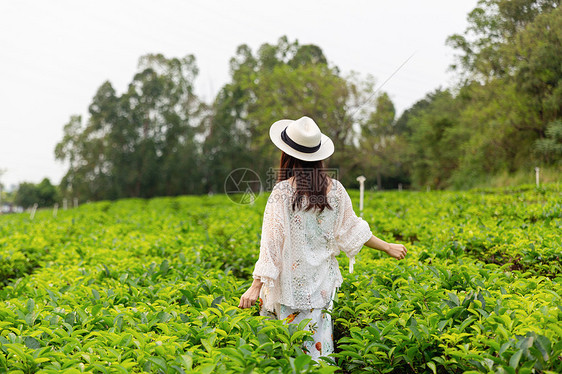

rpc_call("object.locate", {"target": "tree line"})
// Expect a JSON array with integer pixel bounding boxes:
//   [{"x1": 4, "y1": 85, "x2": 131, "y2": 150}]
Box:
[{"x1": 50, "y1": 0, "x2": 560, "y2": 202}]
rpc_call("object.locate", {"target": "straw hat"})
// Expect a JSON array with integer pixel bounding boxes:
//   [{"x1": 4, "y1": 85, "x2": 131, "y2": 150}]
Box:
[{"x1": 269, "y1": 116, "x2": 334, "y2": 161}]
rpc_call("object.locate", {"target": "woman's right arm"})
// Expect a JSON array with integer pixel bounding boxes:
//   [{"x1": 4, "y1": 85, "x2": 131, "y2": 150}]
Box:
[
  {"x1": 364, "y1": 235, "x2": 407, "y2": 260},
  {"x1": 239, "y1": 186, "x2": 284, "y2": 309},
  {"x1": 238, "y1": 278, "x2": 263, "y2": 309}
]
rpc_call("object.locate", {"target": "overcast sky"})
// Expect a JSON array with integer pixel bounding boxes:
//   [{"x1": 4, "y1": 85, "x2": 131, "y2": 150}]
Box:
[{"x1": 0, "y1": 0, "x2": 478, "y2": 189}]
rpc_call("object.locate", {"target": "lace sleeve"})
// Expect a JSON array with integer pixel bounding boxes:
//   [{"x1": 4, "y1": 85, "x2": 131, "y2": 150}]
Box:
[
  {"x1": 335, "y1": 183, "x2": 372, "y2": 272},
  {"x1": 252, "y1": 186, "x2": 285, "y2": 287}
]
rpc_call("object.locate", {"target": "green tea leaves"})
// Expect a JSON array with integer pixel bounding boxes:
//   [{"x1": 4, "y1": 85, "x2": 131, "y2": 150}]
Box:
[{"x1": 0, "y1": 187, "x2": 560, "y2": 372}]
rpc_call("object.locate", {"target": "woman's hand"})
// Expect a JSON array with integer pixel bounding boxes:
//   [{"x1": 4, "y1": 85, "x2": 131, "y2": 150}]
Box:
[
  {"x1": 385, "y1": 243, "x2": 408, "y2": 260},
  {"x1": 364, "y1": 235, "x2": 407, "y2": 260},
  {"x1": 238, "y1": 279, "x2": 263, "y2": 309}
]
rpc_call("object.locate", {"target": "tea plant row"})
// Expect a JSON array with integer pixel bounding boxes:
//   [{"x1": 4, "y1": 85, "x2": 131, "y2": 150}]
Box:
[{"x1": 0, "y1": 184, "x2": 560, "y2": 372}]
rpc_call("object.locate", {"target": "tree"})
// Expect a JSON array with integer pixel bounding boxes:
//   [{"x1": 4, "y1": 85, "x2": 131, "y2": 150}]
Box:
[
  {"x1": 0, "y1": 169, "x2": 5, "y2": 206},
  {"x1": 55, "y1": 54, "x2": 204, "y2": 200},
  {"x1": 14, "y1": 178, "x2": 58, "y2": 208},
  {"x1": 512, "y1": 6, "x2": 562, "y2": 137},
  {"x1": 446, "y1": 0, "x2": 559, "y2": 82},
  {"x1": 535, "y1": 120, "x2": 562, "y2": 163},
  {"x1": 403, "y1": 89, "x2": 467, "y2": 189},
  {"x1": 212, "y1": 36, "x2": 378, "y2": 188},
  {"x1": 201, "y1": 87, "x2": 253, "y2": 194},
  {"x1": 36, "y1": 178, "x2": 59, "y2": 207},
  {"x1": 358, "y1": 93, "x2": 407, "y2": 189},
  {"x1": 55, "y1": 114, "x2": 98, "y2": 201},
  {"x1": 414, "y1": 0, "x2": 562, "y2": 187},
  {"x1": 14, "y1": 183, "x2": 38, "y2": 209}
]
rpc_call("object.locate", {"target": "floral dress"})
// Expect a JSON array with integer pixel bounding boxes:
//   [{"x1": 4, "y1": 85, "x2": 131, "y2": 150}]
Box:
[{"x1": 252, "y1": 178, "x2": 372, "y2": 361}]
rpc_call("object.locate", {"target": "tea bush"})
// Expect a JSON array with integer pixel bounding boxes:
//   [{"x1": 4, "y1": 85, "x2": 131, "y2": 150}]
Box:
[{"x1": 0, "y1": 184, "x2": 560, "y2": 373}]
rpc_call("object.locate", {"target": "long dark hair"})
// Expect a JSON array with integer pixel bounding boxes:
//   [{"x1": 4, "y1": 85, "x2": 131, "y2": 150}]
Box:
[{"x1": 277, "y1": 151, "x2": 333, "y2": 213}]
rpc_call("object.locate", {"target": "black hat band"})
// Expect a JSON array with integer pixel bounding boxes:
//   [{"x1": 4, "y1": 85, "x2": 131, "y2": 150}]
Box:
[{"x1": 281, "y1": 127, "x2": 321, "y2": 153}]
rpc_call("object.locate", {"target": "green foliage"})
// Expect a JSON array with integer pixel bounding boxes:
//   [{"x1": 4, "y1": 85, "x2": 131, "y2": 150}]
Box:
[
  {"x1": 402, "y1": 89, "x2": 466, "y2": 189},
  {"x1": 359, "y1": 93, "x2": 409, "y2": 190},
  {"x1": 0, "y1": 195, "x2": 331, "y2": 372},
  {"x1": 1, "y1": 185, "x2": 561, "y2": 372},
  {"x1": 56, "y1": 2, "x2": 561, "y2": 196},
  {"x1": 446, "y1": 0, "x2": 560, "y2": 81},
  {"x1": 55, "y1": 37, "x2": 403, "y2": 201},
  {"x1": 535, "y1": 120, "x2": 562, "y2": 162},
  {"x1": 474, "y1": 166, "x2": 561, "y2": 188},
  {"x1": 14, "y1": 178, "x2": 59, "y2": 209},
  {"x1": 14, "y1": 183, "x2": 39, "y2": 209},
  {"x1": 392, "y1": 0, "x2": 562, "y2": 189},
  {"x1": 212, "y1": 36, "x2": 381, "y2": 187},
  {"x1": 55, "y1": 54, "x2": 204, "y2": 201}
]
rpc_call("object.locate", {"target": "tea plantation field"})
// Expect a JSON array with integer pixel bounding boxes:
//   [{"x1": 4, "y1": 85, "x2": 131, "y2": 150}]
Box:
[{"x1": 0, "y1": 184, "x2": 561, "y2": 373}]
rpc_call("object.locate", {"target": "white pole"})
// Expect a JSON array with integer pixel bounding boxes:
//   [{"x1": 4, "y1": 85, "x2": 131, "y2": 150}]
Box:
[
  {"x1": 398, "y1": 183, "x2": 403, "y2": 191},
  {"x1": 73, "y1": 198, "x2": 78, "y2": 208},
  {"x1": 356, "y1": 176, "x2": 366, "y2": 217},
  {"x1": 53, "y1": 203, "x2": 58, "y2": 218},
  {"x1": 30, "y1": 203, "x2": 38, "y2": 220},
  {"x1": 535, "y1": 167, "x2": 540, "y2": 187},
  {"x1": 63, "y1": 198, "x2": 68, "y2": 210}
]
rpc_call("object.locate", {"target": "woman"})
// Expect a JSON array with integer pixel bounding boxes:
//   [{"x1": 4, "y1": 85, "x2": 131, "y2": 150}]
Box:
[{"x1": 238, "y1": 116, "x2": 407, "y2": 360}]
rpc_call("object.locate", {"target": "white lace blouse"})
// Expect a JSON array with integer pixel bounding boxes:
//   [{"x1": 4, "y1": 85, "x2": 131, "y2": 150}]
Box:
[{"x1": 252, "y1": 178, "x2": 373, "y2": 313}]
